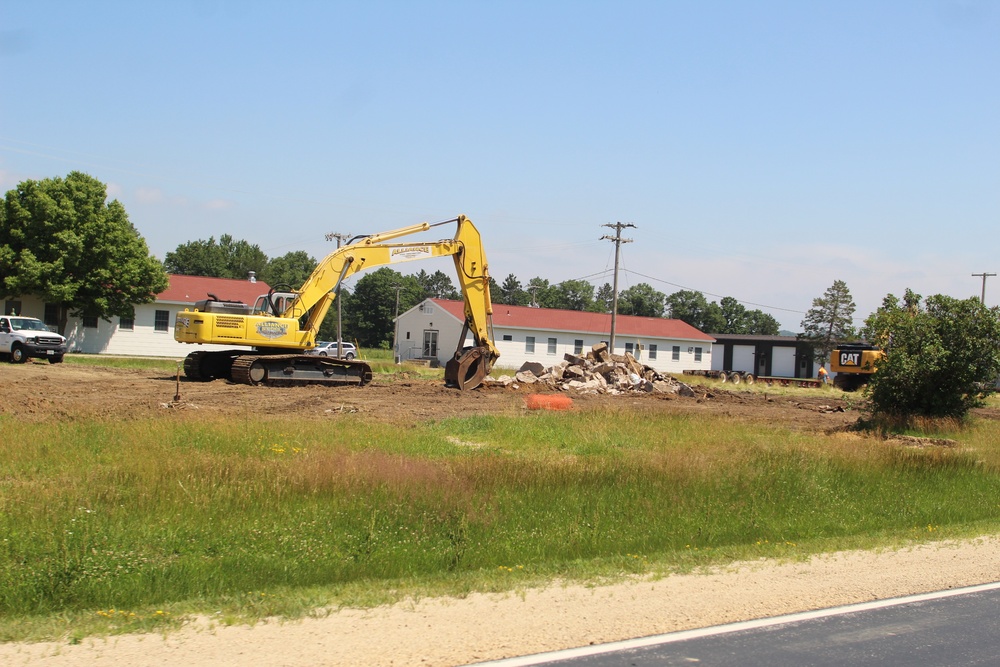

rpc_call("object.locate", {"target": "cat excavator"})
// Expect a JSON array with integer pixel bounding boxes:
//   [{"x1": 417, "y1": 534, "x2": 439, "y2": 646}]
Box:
[{"x1": 173, "y1": 215, "x2": 499, "y2": 390}]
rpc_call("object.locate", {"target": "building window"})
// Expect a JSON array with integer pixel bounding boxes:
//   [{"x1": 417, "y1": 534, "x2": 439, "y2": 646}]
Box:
[
  {"x1": 83, "y1": 315, "x2": 99, "y2": 329},
  {"x1": 672, "y1": 346, "x2": 680, "y2": 361},
  {"x1": 547, "y1": 337, "x2": 557, "y2": 354},
  {"x1": 574, "y1": 339, "x2": 584, "y2": 355},
  {"x1": 154, "y1": 310, "x2": 170, "y2": 332},
  {"x1": 525, "y1": 336, "x2": 535, "y2": 354},
  {"x1": 406, "y1": 331, "x2": 410, "y2": 340},
  {"x1": 694, "y1": 346, "x2": 703, "y2": 362},
  {"x1": 44, "y1": 304, "x2": 59, "y2": 326},
  {"x1": 4, "y1": 300, "x2": 21, "y2": 316},
  {"x1": 502, "y1": 334, "x2": 513, "y2": 341},
  {"x1": 649, "y1": 344, "x2": 657, "y2": 360},
  {"x1": 119, "y1": 316, "x2": 135, "y2": 331}
]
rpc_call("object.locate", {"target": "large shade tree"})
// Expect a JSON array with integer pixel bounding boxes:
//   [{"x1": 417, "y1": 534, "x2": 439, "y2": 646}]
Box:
[
  {"x1": 0, "y1": 171, "x2": 167, "y2": 334},
  {"x1": 165, "y1": 234, "x2": 268, "y2": 280},
  {"x1": 617, "y1": 283, "x2": 666, "y2": 317},
  {"x1": 260, "y1": 251, "x2": 317, "y2": 290}
]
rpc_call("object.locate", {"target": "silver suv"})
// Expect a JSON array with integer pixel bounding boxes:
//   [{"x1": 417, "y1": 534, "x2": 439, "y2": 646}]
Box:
[
  {"x1": 308, "y1": 341, "x2": 357, "y2": 360},
  {"x1": 0, "y1": 315, "x2": 68, "y2": 363}
]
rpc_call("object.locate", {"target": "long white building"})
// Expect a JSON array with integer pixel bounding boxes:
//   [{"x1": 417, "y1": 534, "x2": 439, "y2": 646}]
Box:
[{"x1": 395, "y1": 298, "x2": 715, "y2": 374}]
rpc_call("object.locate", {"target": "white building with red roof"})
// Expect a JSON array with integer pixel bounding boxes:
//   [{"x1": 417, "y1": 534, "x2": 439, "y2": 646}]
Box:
[
  {"x1": 5, "y1": 274, "x2": 270, "y2": 357},
  {"x1": 395, "y1": 298, "x2": 715, "y2": 373}
]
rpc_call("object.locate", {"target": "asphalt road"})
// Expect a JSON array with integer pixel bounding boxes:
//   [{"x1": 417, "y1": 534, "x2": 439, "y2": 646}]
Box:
[{"x1": 474, "y1": 582, "x2": 1000, "y2": 667}]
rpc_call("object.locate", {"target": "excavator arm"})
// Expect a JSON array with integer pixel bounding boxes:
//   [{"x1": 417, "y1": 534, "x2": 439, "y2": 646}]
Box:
[{"x1": 174, "y1": 215, "x2": 498, "y2": 390}]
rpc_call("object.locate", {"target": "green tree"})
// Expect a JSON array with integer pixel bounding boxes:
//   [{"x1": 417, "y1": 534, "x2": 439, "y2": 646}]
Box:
[
  {"x1": 591, "y1": 283, "x2": 614, "y2": 313},
  {"x1": 494, "y1": 273, "x2": 529, "y2": 306},
  {"x1": 619, "y1": 283, "x2": 666, "y2": 317},
  {"x1": 260, "y1": 251, "x2": 317, "y2": 289},
  {"x1": 719, "y1": 296, "x2": 747, "y2": 333},
  {"x1": 549, "y1": 279, "x2": 594, "y2": 311},
  {"x1": 861, "y1": 289, "x2": 1000, "y2": 420},
  {"x1": 165, "y1": 234, "x2": 268, "y2": 279},
  {"x1": 500, "y1": 274, "x2": 528, "y2": 306},
  {"x1": 744, "y1": 309, "x2": 781, "y2": 335},
  {"x1": 414, "y1": 269, "x2": 459, "y2": 300},
  {"x1": 701, "y1": 301, "x2": 726, "y2": 333},
  {"x1": 799, "y1": 280, "x2": 856, "y2": 363},
  {"x1": 664, "y1": 290, "x2": 708, "y2": 326},
  {"x1": 525, "y1": 277, "x2": 554, "y2": 308},
  {"x1": 0, "y1": 171, "x2": 168, "y2": 334}
]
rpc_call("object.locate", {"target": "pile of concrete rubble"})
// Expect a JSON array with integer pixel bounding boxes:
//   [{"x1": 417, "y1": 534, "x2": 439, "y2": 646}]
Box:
[{"x1": 483, "y1": 343, "x2": 697, "y2": 396}]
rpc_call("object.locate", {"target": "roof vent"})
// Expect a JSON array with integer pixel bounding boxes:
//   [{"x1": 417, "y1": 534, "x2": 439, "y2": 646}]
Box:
[{"x1": 248, "y1": 271, "x2": 256, "y2": 283}]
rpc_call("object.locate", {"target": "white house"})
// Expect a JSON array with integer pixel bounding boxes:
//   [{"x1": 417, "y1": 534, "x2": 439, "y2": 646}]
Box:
[
  {"x1": 394, "y1": 298, "x2": 716, "y2": 374},
  {"x1": 3, "y1": 274, "x2": 271, "y2": 358}
]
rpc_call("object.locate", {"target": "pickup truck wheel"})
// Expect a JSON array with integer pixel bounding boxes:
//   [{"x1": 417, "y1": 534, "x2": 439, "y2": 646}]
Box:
[
  {"x1": 49, "y1": 354, "x2": 64, "y2": 364},
  {"x1": 10, "y1": 344, "x2": 26, "y2": 363}
]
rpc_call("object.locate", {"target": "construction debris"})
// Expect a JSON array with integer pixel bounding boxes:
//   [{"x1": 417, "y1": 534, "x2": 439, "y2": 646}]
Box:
[{"x1": 483, "y1": 343, "x2": 696, "y2": 396}]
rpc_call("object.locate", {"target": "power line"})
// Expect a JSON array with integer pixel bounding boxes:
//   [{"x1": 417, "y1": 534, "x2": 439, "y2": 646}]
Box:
[{"x1": 623, "y1": 268, "x2": 807, "y2": 315}]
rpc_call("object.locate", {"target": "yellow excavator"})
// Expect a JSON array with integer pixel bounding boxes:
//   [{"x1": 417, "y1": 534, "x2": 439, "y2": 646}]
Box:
[
  {"x1": 830, "y1": 343, "x2": 884, "y2": 391},
  {"x1": 174, "y1": 215, "x2": 499, "y2": 390}
]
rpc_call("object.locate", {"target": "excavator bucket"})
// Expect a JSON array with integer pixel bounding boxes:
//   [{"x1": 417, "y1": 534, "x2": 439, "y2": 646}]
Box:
[{"x1": 445, "y1": 347, "x2": 490, "y2": 391}]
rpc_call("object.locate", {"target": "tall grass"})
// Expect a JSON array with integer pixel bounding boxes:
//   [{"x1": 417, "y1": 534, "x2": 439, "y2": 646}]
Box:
[{"x1": 2, "y1": 409, "x2": 999, "y2": 638}]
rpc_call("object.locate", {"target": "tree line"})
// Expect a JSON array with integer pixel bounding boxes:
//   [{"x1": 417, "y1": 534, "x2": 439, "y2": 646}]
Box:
[{"x1": 3, "y1": 172, "x2": 999, "y2": 421}]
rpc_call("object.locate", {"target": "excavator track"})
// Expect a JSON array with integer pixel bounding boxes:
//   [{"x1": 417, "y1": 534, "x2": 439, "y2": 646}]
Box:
[{"x1": 229, "y1": 354, "x2": 372, "y2": 387}]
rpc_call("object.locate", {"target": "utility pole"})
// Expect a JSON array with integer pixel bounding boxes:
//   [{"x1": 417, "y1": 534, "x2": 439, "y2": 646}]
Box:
[
  {"x1": 326, "y1": 232, "x2": 352, "y2": 356},
  {"x1": 600, "y1": 222, "x2": 635, "y2": 353},
  {"x1": 526, "y1": 285, "x2": 541, "y2": 308},
  {"x1": 972, "y1": 272, "x2": 996, "y2": 305},
  {"x1": 392, "y1": 283, "x2": 403, "y2": 364}
]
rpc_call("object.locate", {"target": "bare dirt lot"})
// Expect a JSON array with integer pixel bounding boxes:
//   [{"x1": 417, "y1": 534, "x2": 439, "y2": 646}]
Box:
[
  {"x1": 3, "y1": 360, "x2": 999, "y2": 667},
  {"x1": 3, "y1": 359, "x2": 863, "y2": 430}
]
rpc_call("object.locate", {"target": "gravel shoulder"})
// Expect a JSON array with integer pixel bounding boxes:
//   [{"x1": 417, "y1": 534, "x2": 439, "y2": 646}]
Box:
[{"x1": 4, "y1": 537, "x2": 999, "y2": 667}]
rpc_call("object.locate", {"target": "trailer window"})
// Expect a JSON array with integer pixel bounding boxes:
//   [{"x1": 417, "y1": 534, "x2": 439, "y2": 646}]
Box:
[
  {"x1": 694, "y1": 347, "x2": 703, "y2": 362},
  {"x1": 649, "y1": 344, "x2": 657, "y2": 360},
  {"x1": 672, "y1": 346, "x2": 680, "y2": 361},
  {"x1": 525, "y1": 336, "x2": 535, "y2": 354}
]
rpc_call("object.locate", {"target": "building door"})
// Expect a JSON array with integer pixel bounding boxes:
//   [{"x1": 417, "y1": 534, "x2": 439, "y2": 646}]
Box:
[{"x1": 423, "y1": 330, "x2": 438, "y2": 358}]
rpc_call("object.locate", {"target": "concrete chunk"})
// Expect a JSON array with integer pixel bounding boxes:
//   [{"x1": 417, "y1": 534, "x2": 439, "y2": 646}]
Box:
[{"x1": 518, "y1": 361, "x2": 546, "y2": 376}]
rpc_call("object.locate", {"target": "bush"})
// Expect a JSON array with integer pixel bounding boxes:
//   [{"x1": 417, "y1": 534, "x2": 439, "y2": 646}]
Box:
[{"x1": 861, "y1": 289, "x2": 1000, "y2": 420}]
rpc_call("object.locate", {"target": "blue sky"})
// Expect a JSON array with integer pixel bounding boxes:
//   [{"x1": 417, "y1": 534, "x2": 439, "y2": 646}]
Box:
[{"x1": 2, "y1": 1, "x2": 997, "y2": 330}]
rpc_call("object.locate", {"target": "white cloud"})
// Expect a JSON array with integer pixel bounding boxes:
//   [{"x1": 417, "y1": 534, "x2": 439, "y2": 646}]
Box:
[
  {"x1": 135, "y1": 186, "x2": 164, "y2": 204},
  {"x1": 205, "y1": 198, "x2": 236, "y2": 211}
]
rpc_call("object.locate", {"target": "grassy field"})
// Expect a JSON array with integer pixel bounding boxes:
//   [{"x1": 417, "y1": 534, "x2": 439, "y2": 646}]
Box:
[{"x1": 2, "y1": 380, "x2": 1000, "y2": 642}]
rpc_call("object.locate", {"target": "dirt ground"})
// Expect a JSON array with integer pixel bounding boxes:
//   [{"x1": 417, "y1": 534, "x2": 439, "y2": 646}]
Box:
[
  {"x1": 3, "y1": 360, "x2": 999, "y2": 666},
  {"x1": 2, "y1": 360, "x2": 864, "y2": 430}
]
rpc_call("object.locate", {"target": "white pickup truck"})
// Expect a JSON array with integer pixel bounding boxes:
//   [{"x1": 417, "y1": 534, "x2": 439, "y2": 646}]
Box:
[{"x1": 0, "y1": 315, "x2": 68, "y2": 363}]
